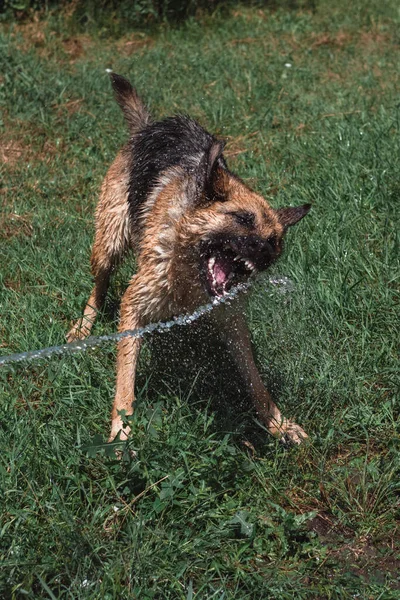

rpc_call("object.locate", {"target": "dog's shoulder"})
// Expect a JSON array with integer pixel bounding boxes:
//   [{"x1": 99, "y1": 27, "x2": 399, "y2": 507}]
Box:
[{"x1": 128, "y1": 115, "x2": 226, "y2": 219}]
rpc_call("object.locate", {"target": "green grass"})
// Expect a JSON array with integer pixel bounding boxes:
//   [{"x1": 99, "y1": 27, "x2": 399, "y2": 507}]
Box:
[{"x1": 1, "y1": 1, "x2": 400, "y2": 597}]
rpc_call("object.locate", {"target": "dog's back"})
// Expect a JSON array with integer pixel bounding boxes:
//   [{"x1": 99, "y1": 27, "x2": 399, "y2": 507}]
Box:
[{"x1": 110, "y1": 73, "x2": 227, "y2": 235}]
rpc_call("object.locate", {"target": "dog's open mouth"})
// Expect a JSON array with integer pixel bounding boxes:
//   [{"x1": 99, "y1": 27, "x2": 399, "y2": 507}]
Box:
[{"x1": 205, "y1": 251, "x2": 256, "y2": 297}]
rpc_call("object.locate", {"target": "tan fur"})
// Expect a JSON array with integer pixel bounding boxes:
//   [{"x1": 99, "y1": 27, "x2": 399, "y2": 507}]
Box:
[
  {"x1": 67, "y1": 149, "x2": 132, "y2": 341},
  {"x1": 68, "y1": 152, "x2": 308, "y2": 446}
]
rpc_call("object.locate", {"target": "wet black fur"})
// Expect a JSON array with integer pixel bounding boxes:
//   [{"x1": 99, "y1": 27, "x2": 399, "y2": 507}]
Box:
[
  {"x1": 109, "y1": 73, "x2": 311, "y2": 237},
  {"x1": 128, "y1": 115, "x2": 227, "y2": 224}
]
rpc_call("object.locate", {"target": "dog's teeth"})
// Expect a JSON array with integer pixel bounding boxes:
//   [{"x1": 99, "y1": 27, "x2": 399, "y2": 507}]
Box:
[
  {"x1": 245, "y1": 260, "x2": 254, "y2": 271},
  {"x1": 208, "y1": 258, "x2": 216, "y2": 277},
  {"x1": 233, "y1": 256, "x2": 240, "y2": 262}
]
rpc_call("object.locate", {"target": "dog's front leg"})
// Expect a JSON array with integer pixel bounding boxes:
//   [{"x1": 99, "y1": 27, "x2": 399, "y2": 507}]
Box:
[
  {"x1": 109, "y1": 277, "x2": 143, "y2": 443},
  {"x1": 213, "y1": 306, "x2": 308, "y2": 445}
]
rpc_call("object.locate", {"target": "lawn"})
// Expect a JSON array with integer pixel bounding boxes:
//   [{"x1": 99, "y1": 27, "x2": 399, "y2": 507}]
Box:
[{"x1": 0, "y1": 0, "x2": 399, "y2": 597}]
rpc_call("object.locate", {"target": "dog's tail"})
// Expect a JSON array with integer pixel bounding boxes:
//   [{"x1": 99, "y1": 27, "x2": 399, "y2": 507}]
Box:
[{"x1": 107, "y1": 71, "x2": 151, "y2": 134}]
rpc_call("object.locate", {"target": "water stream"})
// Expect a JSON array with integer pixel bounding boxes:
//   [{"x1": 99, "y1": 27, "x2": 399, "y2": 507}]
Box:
[{"x1": 0, "y1": 276, "x2": 294, "y2": 367}]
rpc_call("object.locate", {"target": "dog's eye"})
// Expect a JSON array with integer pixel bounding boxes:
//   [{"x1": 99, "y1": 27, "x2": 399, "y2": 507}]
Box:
[{"x1": 231, "y1": 212, "x2": 255, "y2": 228}]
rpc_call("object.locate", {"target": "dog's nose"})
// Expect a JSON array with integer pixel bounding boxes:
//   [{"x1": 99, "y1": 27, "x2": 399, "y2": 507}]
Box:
[
  {"x1": 247, "y1": 237, "x2": 279, "y2": 270},
  {"x1": 231, "y1": 235, "x2": 262, "y2": 253},
  {"x1": 245, "y1": 236, "x2": 275, "y2": 256},
  {"x1": 247, "y1": 237, "x2": 264, "y2": 252},
  {"x1": 230, "y1": 235, "x2": 277, "y2": 262}
]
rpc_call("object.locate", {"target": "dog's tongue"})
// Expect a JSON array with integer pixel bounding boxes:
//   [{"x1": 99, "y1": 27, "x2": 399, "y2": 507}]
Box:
[
  {"x1": 214, "y1": 256, "x2": 231, "y2": 286},
  {"x1": 207, "y1": 255, "x2": 234, "y2": 296},
  {"x1": 214, "y1": 257, "x2": 230, "y2": 285}
]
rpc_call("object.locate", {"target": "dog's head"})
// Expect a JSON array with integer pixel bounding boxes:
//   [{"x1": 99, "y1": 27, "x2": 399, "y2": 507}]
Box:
[{"x1": 174, "y1": 140, "x2": 310, "y2": 299}]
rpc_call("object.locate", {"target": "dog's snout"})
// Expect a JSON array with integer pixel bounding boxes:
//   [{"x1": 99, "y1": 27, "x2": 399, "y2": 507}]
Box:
[
  {"x1": 242, "y1": 235, "x2": 275, "y2": 256},
  {"x1": 261, "y1": 238, "x2": 277, "y2": 254},
  {"x1": 248, "y1": 236, "x2": 264, "y2": 252}
]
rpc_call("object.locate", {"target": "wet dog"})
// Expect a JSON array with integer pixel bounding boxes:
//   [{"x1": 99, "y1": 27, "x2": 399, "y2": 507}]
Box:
[{"x1": 67, "y1": 73, "x2": 311, "y2": 445}]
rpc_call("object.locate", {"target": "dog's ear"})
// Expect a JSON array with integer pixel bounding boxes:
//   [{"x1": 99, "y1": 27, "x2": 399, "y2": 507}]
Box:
[
  {"x1": 187, "y1": 140, "x2": 226, "y2": 206},
  {"x1": 277, "y1": 204, "x2": 311, "y2": 230},
  {"x1": 205, "y1": 140, "x2": 226, "y2": 182}
]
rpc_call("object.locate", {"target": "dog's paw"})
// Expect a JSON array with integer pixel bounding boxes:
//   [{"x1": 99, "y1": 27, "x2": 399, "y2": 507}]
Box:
[
  {"x1": 114, "y1": 446, "x2": 137, "y2": 461},
  {"x1": 279, "y1": 420, "x2": 308, "y2": 446},
  {"x1": 66, "y1": 320, "x2": 92, "y2": 343},
  {"x1": 108, "y1": 423, "x2": 136, "y2": 461},
  {"x1": 268, "y1": 418, "x2": 308, "y2": 446},
  {"x1": 108, "y1": 418, "x2": 131, "y2": 444}
]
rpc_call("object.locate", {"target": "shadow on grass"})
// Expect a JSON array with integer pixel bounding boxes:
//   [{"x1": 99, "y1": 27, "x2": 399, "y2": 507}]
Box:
[{"x1": 137, "y1": 316, "x2": 285, "y2": 452}]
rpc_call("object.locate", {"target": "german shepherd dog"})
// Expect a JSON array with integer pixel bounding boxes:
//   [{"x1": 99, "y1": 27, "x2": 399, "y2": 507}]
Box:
[{"x1": 67, "y1": 73, "x2": 310, "y2": 445}]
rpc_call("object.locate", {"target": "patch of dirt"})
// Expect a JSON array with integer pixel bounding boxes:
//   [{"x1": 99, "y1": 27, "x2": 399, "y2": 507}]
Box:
[
  {"x1": 10, "y1": 13, "x2": 53, "y2": 59},
  {"x1": 307, "y1": 512, "x2": 341, "y2": 538},
  {"x1": 115, "y1": 33, "x2": 154, "y2": 56},
  {"x1": 0, "y1": 140, "x2": 25, "y2": 166},
  {"x1": 330, "y1": 538, "x2": 400, "y2": 588},
  {"x1": 1, "y1": 115, "x2": 69, "y2": 171},
  {"x1": 290, "y1": 442, "x2": 400, "y2": 589},
  {"x1": 307, "y1": 513, "x2": 400, "y2": 588},
  {"x1": 1, "y1": 134, "x2": 41, "y2": 171},
  {"x1": 4, "y1": 278, "x2": 21, "y2": 291},
  {"x1": 0, "y1": 212, "x2": 33, "y2": 240},
  {"x1": 359, "y1": 30, "x2": 394, "y2": 48},
  {"x1": 225, "y1": 26, "x2": 395, "y2": 60},
  {"x1": 323, "y1": 69, "x2": 343, "y2": 82},
  {"x1": 224, "y1": 131, "x2": 259, "y2": 159},
  {"x1": 310, "y1": 27, "x2": 397, "y2": 58},
  {"x1": 61, "y1": 35, "x2": 92, "y2": 62},
  {"x1": 1, "y1": 113, "x2": 39, "y2": 168},
  {"x1": 54, "y1": 97, "x2": 84, "y2": 117},
  {"x1": 10, "y1": 13, "x2": 92, "y2": 62},
  {"x1": 14, "y1": 13, "x2": 46, "y2": 49},
  {"x1": 308, "y1": 31, "x2": 352, "y2": 49}
]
